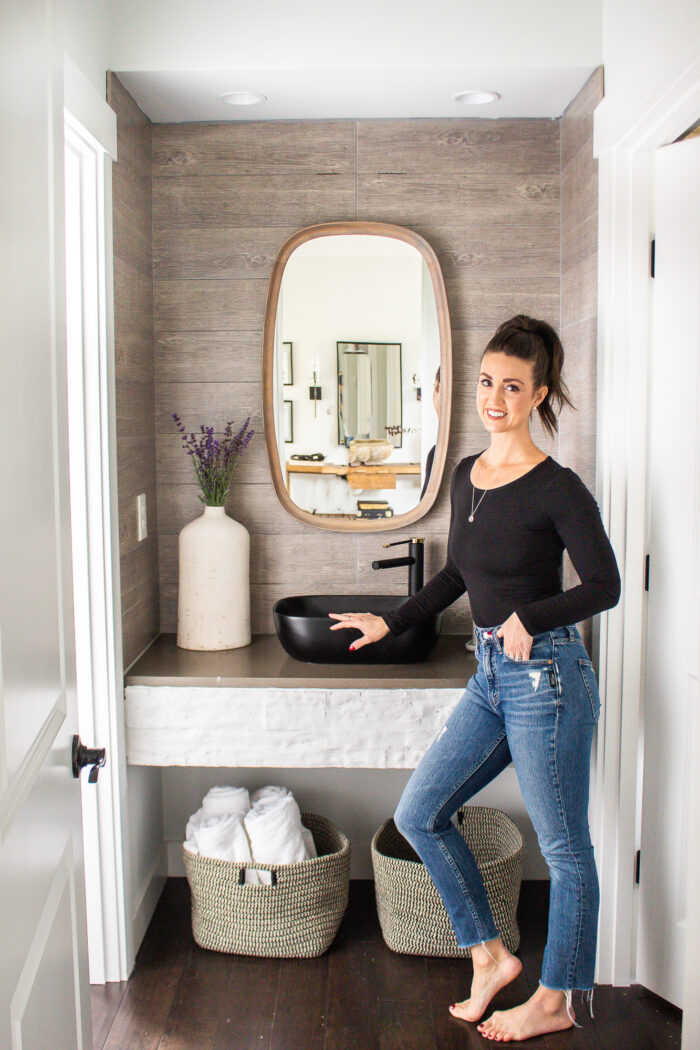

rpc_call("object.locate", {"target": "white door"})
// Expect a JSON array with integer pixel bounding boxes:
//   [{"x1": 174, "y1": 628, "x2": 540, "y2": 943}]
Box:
[
  {"x1": 0, "y1": 1, "x2": 92, "y2": 1046},
  {"x1": 636, "y1": 135, "x2": 700, "y2": 1009}
]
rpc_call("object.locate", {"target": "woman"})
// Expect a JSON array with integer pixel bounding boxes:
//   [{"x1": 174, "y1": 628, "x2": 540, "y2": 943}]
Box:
[{"x1": 329, "y1": 315, "x2": 620, "y2": 1043}]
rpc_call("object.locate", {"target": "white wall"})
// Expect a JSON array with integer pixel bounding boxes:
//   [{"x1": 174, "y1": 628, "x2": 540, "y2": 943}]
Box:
[
  {"x1": 63, "y1": 0, "x2": 110, "y2": 93},
  {"x1": 107, "y1": 0, "x2": 601, "y2": 70},
  {"x1": 596, "y1": 0, "x2": 700, "y2": 150}
]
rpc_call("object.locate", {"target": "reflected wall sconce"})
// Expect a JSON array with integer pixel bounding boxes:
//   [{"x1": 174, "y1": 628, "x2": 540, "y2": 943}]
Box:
[{"x1": 309, "y1": 362, "x2": 322, "y2": 417}]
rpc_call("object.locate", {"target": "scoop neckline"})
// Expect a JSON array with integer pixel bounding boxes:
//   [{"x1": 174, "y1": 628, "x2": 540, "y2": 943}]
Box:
[{"x1": 469, "y1": 452, "x2": 552, "y2": 492}]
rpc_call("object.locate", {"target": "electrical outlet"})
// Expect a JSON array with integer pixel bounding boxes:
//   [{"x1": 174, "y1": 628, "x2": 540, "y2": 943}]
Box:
[{"x1": 136, "y1": 493, "x2": 148, "y2": 541}]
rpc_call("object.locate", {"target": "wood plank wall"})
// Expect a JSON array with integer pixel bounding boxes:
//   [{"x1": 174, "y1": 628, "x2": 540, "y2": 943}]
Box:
[
  {"x1": 151, "y1": 117, "x2": 562, "y2": 633},
  {"x1": 559, "y1": 69, "x2": 605, "y2": 641},
  {"x1": 108, "y1": 74, "x2": 160, "y2": 668},
  {"x1": 559, "y1": 68, "x2": 604, "y2": 492}
]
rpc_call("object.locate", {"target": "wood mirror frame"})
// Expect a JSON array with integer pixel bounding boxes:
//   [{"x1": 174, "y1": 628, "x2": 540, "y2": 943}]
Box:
[{"x1": 262, "y1": 221, "x2": 452, "y2": 532}]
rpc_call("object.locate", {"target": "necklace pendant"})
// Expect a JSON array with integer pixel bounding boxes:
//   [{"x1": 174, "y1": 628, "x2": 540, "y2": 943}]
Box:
[{"x1": 468, "y1": 514, "x2": 474, "y2": 523}]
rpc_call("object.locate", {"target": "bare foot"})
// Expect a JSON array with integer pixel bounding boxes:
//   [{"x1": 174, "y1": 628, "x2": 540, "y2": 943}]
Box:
[
  {"x1": 477, "y1": 986, "x2": 575, "y2": 1042},
  {"x1": 448, "y1": 942, "x2": 522, "y2": 1023}
]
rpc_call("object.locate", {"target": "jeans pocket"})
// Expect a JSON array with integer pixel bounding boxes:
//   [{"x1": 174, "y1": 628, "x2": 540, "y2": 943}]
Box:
[{"x1": 577, "y1": 657, "x2": 601, "y2": 722}]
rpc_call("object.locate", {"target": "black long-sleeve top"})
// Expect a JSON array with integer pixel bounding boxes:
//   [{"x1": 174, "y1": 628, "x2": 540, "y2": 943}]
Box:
[{"x1": 382, "y1": 453, "x2": 621, "y2": 637}]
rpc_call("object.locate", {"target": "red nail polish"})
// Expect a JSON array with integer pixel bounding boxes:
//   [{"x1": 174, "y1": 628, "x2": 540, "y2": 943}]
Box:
[{"x1": 349, "y1": 645, "x2": 355, "y2": 651}]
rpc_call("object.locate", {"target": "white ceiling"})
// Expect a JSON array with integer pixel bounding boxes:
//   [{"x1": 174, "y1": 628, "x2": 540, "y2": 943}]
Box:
[
  {"x1": 117, "y1": 66, "x2": 597, "y2": 123},
  {"x1": 109, "y1": 0, "x2": 602, "y2": 123}
]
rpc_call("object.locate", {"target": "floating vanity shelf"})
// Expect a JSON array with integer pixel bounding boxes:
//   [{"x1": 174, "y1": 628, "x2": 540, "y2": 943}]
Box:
[
  {"x1": 285, "y1": 460, "x2": 420, "y2": 492},
  {"x1": 124, "y1": 634, "x2": 474, "y2": 769}
]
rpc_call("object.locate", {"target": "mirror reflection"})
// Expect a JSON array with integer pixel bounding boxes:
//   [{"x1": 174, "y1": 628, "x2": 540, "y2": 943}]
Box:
[{"x1": 272, "y1": 234, "x2": 442, "y2": 521}]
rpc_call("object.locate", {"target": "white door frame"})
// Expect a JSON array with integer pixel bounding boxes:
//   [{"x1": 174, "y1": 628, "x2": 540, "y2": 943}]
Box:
[
  {"x1": 593, "y1": 47, "x2": 700, "y2": 1037},
  {"x1": 64, "y1": 58, "x2": 133, "y2": 983}
]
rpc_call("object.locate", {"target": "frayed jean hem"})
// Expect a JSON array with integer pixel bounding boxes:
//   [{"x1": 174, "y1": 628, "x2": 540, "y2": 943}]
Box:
[{"x1": 539, "y1": 981, "x2": 595, "y2": 1027}]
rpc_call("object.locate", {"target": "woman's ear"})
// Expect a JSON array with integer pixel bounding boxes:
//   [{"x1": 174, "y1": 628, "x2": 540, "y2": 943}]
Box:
[{"x1": 534, "y1": 385, "x2": 548, "y2": 409}]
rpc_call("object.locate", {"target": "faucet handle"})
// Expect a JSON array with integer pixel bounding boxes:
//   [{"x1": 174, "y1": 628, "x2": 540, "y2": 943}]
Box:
[{"x1": 382, "y1": 537, "x2": 425, "y2": 549}]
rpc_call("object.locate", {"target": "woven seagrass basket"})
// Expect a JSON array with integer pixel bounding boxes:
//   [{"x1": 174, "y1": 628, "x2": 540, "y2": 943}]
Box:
[
  {"x1": 183, "y1": 811, "x2": 350, "y2": 957},
  {"x1": 371, "y1": 805, "x2": 524, "y2": 957}
]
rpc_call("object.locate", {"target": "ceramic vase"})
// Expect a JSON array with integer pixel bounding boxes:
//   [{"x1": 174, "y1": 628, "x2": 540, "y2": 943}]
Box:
[{"x1": 177, "y1": 505, "x2": 251, "y2": 651}]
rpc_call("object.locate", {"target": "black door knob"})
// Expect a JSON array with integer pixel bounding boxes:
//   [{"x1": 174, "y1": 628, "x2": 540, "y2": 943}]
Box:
[{"x1": 71, "y1": 735, "x2": 106, "y2": 783}]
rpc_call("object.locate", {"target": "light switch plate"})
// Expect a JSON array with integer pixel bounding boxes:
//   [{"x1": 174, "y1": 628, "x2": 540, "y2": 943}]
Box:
[{"x1": 136, "y1": 493, "x2": 148, "y2": 541}]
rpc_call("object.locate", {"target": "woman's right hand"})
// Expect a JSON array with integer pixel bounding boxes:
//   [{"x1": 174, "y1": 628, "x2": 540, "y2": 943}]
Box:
[{"x1": 328, "y1": 612, "x2": 390, "y2": 651}]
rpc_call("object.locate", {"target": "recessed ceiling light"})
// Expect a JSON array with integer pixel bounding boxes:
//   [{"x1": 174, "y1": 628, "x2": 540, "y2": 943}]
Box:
[
  {"x1": 453, "y1": 90, "x2": 501, "y2": 105},
  {"x1": 220, "y1": 91, "x2": 267, "y2": 106}
]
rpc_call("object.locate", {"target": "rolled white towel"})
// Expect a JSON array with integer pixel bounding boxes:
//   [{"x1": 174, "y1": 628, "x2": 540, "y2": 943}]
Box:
[
  {"x1": 301, "y1": 826, "x2": 318, "y2": 859},
  {"x1": 202, "y1": 785, "x2": 250, "y2": 818},
  {"x1": 249, "y1": 785, "x2": 292, "y2": 810},
  {"x1": 244, "y1": 794, "x2": 311, "y2": 864},
  {"x1": 192, "y1": 813, "x2": 250, "y2": 863},
  {"x1": 186, "y1": 786, "x2": 250, "y2": 842}
]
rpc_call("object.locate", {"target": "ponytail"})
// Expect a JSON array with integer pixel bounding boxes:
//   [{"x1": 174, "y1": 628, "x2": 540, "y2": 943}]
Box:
[{"x1": 482, "y1": 315, "x2": 574, "y2": 436}]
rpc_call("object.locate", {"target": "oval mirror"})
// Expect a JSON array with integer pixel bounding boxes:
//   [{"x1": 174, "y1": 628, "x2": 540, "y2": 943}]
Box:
[{"x1": 262, "y1": 221, "x2": 451, "y2": 531}]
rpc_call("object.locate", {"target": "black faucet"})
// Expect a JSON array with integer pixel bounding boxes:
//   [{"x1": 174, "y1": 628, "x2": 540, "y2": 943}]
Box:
[{"x1": 372, "y1": 537, "x2": 424, "y2": 595}]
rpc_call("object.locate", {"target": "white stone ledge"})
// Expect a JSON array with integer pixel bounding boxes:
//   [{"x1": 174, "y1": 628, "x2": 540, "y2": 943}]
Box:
[{"x1": 125, "y1": 685, "x2": 465, "y2": 768}]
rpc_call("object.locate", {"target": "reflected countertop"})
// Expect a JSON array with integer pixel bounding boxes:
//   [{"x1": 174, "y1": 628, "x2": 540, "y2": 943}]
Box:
[{"x1": 125, "y1": 633, "x2": 476, "y2": 689}]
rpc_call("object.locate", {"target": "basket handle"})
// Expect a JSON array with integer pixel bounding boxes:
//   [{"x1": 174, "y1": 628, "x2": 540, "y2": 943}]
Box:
[{"x1": 237, "y1": 868, "x2": 278, "y2": 886}]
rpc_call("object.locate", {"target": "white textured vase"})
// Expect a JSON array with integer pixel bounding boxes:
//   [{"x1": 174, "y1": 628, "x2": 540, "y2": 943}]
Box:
[{"x1": 177, "y1": 505, "x2": 251, "y2": 651}]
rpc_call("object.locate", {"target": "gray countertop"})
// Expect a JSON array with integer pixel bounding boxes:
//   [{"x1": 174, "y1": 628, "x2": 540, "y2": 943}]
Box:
[{"x1": 125, "y1": 633, "x2": 477, "y2": 689}]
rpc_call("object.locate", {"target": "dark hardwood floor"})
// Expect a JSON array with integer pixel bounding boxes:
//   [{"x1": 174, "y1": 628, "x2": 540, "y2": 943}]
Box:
[{"x1": 92, "y1": 879, "x2": 682, "y2": 1049}]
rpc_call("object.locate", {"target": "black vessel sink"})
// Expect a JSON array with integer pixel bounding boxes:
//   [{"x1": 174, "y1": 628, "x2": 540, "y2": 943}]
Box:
[{"x1": 273, "y1": 594, "x2": 442, "y2": 664}]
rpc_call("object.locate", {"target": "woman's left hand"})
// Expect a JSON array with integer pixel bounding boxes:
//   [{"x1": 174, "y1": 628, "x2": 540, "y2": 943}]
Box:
[{"x1": 497, "y1": 612, "x2": 533, "y2": 661}]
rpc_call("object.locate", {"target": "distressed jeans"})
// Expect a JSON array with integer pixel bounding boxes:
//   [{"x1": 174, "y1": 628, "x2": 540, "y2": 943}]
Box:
[{"x1": 393, "y1": 623, "x2": 601, "y2": 1026}]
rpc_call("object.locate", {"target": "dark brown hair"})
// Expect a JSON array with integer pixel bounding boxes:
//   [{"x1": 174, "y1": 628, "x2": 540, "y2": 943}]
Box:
[{"x1": 482, "y1": 315, "x2": 574, "y2": 436}]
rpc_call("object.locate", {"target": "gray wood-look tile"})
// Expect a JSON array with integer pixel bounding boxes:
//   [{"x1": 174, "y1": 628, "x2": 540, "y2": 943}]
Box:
[
  {"x1": 561, "y1": 67, "x2": 604, "y2": 171},
  {"x1": 155, "y1": 381, "x2": 261, "y2": 434},
  {"x1": 561, "y1": 143, "x2": 598, "y2": 225},
  {"x1": 113, "y1": 255, "x2": 153, "y2": 329},
  {"x1": 115, "y1": 325, "x2": 157, "y2": 385},
  {"x1": 157, "y1": 432, "x2": 270, "y2": 486},
  {"x1": 152, "y1": 122, "x2": 356, "y2": 177},
  {"x1": 159, "y1": 531, "x2": 358, "y2": 589},
  {"x1": 153, "y1": 226, "x2": 297, "y2": 280},
  {"x1": 562, "y1": 210, "x2": 598, "y2": 274},
  {"x1": 110, "y1": 74, "x2": 160, "y2": 661},
  {"x1": 118, "y1": 436, "x2": 158, "y2": 499},
  {"x1": 157, "y1": 484, "x2": 309, "y2": 537},
  {"x1": 155, "y1": 331, "x2": 263, "y2": 384},
  {"x1": 153, "y1": 174, "x2": 356, "y2": 227},
  {"x1": 357, "y1": 173, "x2": 559, "y2": 227},
  {"x1": 413, "y1": 224, "x2": 560, "y2": 278},
  {"x1": 122, "y1": 589, "x2": 160, "y2": 670},
  {"x1": 112, "y1": 173, "x2": 152, "y2": 277},
  {"x1": 154, "y1": 278, "x2": 268, "y2": 332},
  {"x1": 116, "y1": 379, "x2": 156, "y2": 433},
  {"x1": 357, "y1": 119, "x2": 559, "y2": 175},
  {"x1": 561, "y1": 253, "x2": 598, "y2": 328},
  {"x1": 121, "y1": 538, "x2": 160, "y2": 615},
  {"x1": 444, "y1": 276, "x2": 559, "y2": 330}
]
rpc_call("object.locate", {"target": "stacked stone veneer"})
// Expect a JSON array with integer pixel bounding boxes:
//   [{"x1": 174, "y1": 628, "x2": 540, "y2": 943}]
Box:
[{"x1": 125, "y1": 685, "x2": 464, "y2": 767}]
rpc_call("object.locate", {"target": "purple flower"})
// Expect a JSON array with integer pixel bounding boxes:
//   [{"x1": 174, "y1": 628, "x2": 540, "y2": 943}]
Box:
[{"x1": 173, "y1": 413, "x2": 255, "y2": 506}]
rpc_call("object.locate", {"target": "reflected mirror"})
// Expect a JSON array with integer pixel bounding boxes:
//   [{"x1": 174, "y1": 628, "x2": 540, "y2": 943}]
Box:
[{"x1": 262, "y1": 222, "x2": 452, "y2": 531}]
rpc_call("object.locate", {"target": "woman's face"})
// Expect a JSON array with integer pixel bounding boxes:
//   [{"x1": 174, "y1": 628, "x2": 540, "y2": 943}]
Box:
[{"x1": 477, "y1": 351, "x2": 547, "y2": 436}]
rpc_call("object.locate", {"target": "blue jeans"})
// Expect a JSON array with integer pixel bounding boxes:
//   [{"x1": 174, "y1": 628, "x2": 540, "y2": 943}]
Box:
[{"x1": 394, "y1": 623, "x2": 600, "y2": 1025}]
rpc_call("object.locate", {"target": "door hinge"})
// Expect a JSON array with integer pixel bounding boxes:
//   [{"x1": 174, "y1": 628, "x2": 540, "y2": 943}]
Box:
[
  {"x1": 650, "y1": 238, "x2": 656, "y2": 278},
  {"x1": 644, "y1": 554, "x2": 650, "y2": 591},
  {"x1": 635, "y1": 849, "x2": 641, "y2": 884}
]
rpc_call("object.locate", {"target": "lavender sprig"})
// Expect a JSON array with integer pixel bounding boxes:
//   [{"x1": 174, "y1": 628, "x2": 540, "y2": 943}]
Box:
[{"x1": 173, "y1": 413, "x2": 254, "y2": 506}]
